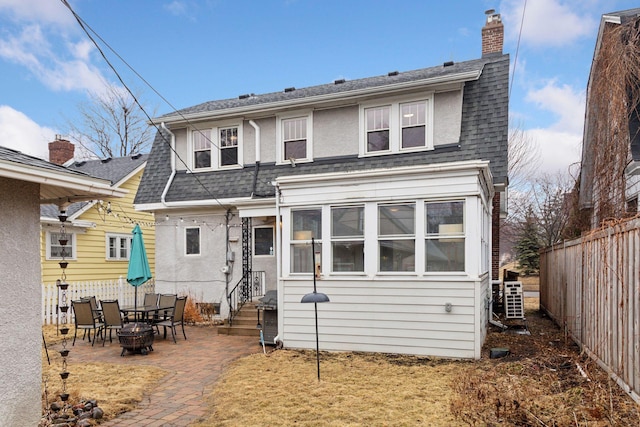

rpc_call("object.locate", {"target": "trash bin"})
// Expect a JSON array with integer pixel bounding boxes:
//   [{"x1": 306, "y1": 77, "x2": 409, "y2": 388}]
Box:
[{"x1": 257, "y1": 290, "x2": 277, "y2": 344}]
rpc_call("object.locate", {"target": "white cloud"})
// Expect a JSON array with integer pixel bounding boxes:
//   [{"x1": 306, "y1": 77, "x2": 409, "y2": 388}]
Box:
[
  {"x1": 500, "y1": 0, "x2": 598, "y2": 48},
  {"x1": 526, "y1": 80, "x2": 586, "y2": 134},
  {"x1": 0, "y1": 0, "x2": 73, "y2": 26},
  {"x1": 525, "y1": 128, "x2": 582, "y2": 176},
  {"x1": 0, "y1": 106, "x2": 57, "y2": 160}
]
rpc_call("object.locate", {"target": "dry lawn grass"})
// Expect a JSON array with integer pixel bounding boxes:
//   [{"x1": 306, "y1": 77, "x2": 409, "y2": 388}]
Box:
[
  {"x1": 42, "y1": 325, "x2": 167, "y2": 422},
  {"x1": 42, "y1": 281, "x2": 640, "y2": 425}
]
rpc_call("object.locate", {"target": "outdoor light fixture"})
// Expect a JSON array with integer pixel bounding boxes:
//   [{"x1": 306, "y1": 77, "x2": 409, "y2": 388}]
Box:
[{"x1": 301, "y1": 237, "x2": 329, "y2": 381}]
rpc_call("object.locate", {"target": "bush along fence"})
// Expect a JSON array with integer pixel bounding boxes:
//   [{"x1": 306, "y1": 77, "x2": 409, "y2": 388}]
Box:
[
  {"x1": 42, "y1": 277, "x2": 155, "y2": 325},
  {"x1": 540, "y1": 217, "x2": 640, "y2": 403}
]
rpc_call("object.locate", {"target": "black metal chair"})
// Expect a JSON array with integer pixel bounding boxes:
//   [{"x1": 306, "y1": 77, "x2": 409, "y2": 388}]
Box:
[
  {"x1": 143, "y1": 293, "x2": 159, "y2": 306},
  {"x1": 155, "y1": 296, "x2": 187, "y2": 343},
  {"x1": 153, "y1": 293, "x2": 177, "y2": 324},
  {"x1": 72, "y1": 300, "x2": 104, "y2": 346},
  {"x1": 100, "y1": 299, "x2": 124, "y2": 346}
]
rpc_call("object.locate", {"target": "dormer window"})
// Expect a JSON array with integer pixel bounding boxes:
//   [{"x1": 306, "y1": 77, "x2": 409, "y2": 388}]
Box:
[
  {"x1": 193, "y1": 128, "x2": 212, "y2": 169},
  {"x1": 220, "y1": 126, "x2": 239, "y2": 167},
  {"x1": 277, "y1": 112, "x2": 313, "y2": 164},
  {"x1": 191, "y1": 123, "x2": 242, "y2": 170},
  {"x1": 360, "y1": 95, "x2": 433, "y2": 156}
]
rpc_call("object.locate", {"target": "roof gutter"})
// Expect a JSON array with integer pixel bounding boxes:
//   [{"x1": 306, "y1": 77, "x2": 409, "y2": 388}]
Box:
[{"x1": 160, "y1": 122, "x2": 177, "y2": 206}]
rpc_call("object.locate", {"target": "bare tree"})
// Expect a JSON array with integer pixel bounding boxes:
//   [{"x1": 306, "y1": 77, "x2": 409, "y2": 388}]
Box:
[
  {"x1": 508, "y1": 120, "x2": 541, "y2": 191},
  {"x1": 65, "y1": 85, "x2": 155, "y2": 159}
]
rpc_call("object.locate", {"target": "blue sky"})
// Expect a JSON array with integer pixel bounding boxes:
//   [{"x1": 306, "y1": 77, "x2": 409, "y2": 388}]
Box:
[{"x1": 0, "y1": 0, "x2": 638, "y2": 178}]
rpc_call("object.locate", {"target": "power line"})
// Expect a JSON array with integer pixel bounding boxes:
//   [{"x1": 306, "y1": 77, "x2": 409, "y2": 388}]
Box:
[
  {"x1": 59, "y1": 0, "x2": 230, "y2": 211},
  {"x1": 509, "y1": 0, "x2": 527, "y2": 99}
]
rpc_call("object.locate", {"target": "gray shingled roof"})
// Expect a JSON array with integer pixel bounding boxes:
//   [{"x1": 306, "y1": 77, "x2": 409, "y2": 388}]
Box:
[
  {"x1": 159, "y1": 58, "x2": 490, "y2": 120},
  {"x1": 68, "y1": 154, "x2": 148, "y2": 185},
  {"x1": 0, "y1": 145, "x2": 88, "y2": 178},
  {"x1": 136, "y1": 54, "x2": 509, "y2": 206},
  {"x1": 40, "y1": 154, "x2": 147, "y2": 219}
]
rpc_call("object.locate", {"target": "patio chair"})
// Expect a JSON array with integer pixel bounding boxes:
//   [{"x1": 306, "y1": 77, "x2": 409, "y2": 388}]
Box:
[
  {"x1": 144, "y1": 293, "x2": 159, "y2": 306},
  {"x1": 153, "y1": 293, "x2": 177, "y2": 323},
  {"x1": 155, "y1": 296, "x2": 187, "y2": 343},
  {"x1": 100, "y1": 299, "x2": 124, "y2": 346},
  {"x1": 72, "y1": 300, "x2": 104, "y2": 346}
]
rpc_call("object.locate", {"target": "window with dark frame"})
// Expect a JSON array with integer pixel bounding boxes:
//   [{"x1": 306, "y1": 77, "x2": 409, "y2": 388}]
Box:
[
  {"x1": 185, "y1": 227, "x2": 201, "y2": 255},
  {"x1": 254, "y1": 227, "x2": 274, "y2": 256}
]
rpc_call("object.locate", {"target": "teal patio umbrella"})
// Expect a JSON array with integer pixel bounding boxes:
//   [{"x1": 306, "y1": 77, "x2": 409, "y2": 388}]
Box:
[{"x1": 127, "y1": 224, "x2": 153, "y2": 313}]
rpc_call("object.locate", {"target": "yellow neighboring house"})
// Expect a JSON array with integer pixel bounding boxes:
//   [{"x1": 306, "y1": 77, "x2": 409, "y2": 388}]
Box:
[{"x1": 40, "y1": 144, "x2": 155, "y2": 284}]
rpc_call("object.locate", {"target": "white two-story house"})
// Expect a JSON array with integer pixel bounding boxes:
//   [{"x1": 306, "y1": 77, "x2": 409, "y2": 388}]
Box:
[{"x1": 135, "y1": 11, "x2": 508, "y2": 359}]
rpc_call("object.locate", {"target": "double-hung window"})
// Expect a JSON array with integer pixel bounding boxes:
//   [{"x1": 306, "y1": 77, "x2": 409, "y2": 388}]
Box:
[
  {"x1": 219, "y1": 126, "x2": 239, "y2": 167},
  {"x1": 106, "y1": 234, "x2": 131, "y2": 260},
  {"x1": 48, "y1": 231, "x2": 75, "y2": 260},
  {"x1": 291, "y1": 209, "x2": 321, "y2": 273},
  {"x1": 361, "y1": 96, "x2": 431, "y2": 155},
  {"x1": 185, "y1": 227, "x2": 201, "y2": 255},
  {"x1": 331, "y1": 206, "x2": 364, "y2": 272},
  {"x1": 366, "y1": 106, "x2": 390, "y2": 152},
  {"x1": 277, "y1": 113, "x2": 313, "y2": 164},
  {"x1": 378, "y1": 203, "x2": 415, "y2": 272},
  {"x1": 401, "y1": 101, "x2": 426, "y2": 149},
  {"x1": 425, "y1": 201, "x2": 465, "y2": 272},
  {"x1": 192, "y1": 128, "x2": 212, "y2": 169}
]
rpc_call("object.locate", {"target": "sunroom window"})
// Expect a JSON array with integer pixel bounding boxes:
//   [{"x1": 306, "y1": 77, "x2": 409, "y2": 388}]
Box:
[
  {"x1": 291, "y1": 209, "x2": 321, "y2": 273},
  {"x1": 425, "y1": 201, "x2": 465, "y2": 272},
  {"x1": 331, "y1": 206, "x2": 364, "y2": 272},
  {"x1": 378, "y1": 203, "x2": 415, "y2": 272}
]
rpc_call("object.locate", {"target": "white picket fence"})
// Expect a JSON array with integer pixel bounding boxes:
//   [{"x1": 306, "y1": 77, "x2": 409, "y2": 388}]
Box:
[{"x1": 42, "y1": 277, "x2": 155, "y2": 325}]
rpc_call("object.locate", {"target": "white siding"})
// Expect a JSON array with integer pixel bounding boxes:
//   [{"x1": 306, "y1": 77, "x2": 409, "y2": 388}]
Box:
[{"x1": 277, "y1": 162, "x2": 493, "y2": 359}]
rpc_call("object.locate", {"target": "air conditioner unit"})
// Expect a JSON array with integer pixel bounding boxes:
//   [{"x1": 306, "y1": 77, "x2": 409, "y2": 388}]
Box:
[{"x1": 504, "y1": 281, "x2": 524, "y2": 319}]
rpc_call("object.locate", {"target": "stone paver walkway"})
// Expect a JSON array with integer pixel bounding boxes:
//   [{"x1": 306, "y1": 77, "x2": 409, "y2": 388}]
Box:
[{"x1": 57, "y1": 325, "x2": 259, "y2": 426}]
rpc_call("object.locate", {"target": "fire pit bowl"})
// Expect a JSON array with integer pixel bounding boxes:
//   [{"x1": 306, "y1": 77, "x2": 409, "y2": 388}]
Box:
[{"x1": 118, "y1": 322, "x2": 154, "y2": 356}]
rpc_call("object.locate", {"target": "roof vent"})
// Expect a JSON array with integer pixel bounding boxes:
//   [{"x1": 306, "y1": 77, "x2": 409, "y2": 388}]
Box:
[
  {"x1": 334, "y1": 78, "x2": 346, "y2": 84},
  {"x1": 74, "y1": 161, "x2": 86, "y2": 167},
  {"x1": 238, "y1": 93, "x2": 251, "y2": 99},
  {"x1": 101, "y1": 157, "x2": 112, "y2": 163},
  {"x1": 388, "y1": 71, "x2": 399, "y2": 76},
  {"x1": 443, "y1": 61, "x2": 454, "y2": 67},
  {"x1": 131, "y1": 153, "x2": 142, "y2": 160},
  {"x1": 284, "y1": 87, "x2": 296, "y2": 93}
]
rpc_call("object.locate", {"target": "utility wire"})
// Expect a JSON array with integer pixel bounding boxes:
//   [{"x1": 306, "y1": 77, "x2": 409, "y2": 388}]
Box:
[
  {"x1": 509, "y1": 0, "x2": 527, "y2": 99},
  {"x1": 59, "y1": 0, "x2": 230, "y2": 210}
]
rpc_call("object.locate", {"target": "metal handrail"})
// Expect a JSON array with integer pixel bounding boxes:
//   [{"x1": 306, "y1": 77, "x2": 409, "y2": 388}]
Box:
[{"x1": 227, "y1": 270, "x2": 265, "y2": 326}]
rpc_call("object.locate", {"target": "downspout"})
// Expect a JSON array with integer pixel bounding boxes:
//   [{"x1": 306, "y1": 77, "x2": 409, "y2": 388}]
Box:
[
  {"x1": 160, "y1": 122, "x2": 176, "y2": 206},
  {"x1": 249, "y1": 120, "x2": 261, "y2": 197},
  {"x1": 273, "y1": 181, "x2": 283, "y2": 345}
]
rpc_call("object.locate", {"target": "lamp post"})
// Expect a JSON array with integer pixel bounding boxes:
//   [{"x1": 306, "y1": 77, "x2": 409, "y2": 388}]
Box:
[{"x1": 300, "y1": 237, "x2": 329, "y2": 381}]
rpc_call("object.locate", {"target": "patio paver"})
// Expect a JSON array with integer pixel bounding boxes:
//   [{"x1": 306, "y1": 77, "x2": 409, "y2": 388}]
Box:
[{"x1": 55, "y1": 325, "x2": 259, "y2": 426}]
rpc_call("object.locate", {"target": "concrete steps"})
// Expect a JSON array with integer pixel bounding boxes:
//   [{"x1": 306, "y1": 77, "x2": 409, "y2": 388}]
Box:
[{"x1": 217, "y1": 302, "x2": 260, "y2": 337}]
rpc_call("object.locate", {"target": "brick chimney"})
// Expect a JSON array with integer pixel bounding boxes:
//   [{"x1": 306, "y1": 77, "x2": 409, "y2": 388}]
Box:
[
  {"x1": 48, "y1": 135, "x2": 75, "y2": 165},
  {"x1": 482, "y1": 9, "x2": 504, "y2": 57}
]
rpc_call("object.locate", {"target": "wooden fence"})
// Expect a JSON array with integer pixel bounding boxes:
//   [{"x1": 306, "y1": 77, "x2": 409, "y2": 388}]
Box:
[
  {"x1": 42, "y1": 277, "x2": 155, "y2": 325},
  {"x1": 540, "y1": 217, "x2": 640, "y2": 402}
]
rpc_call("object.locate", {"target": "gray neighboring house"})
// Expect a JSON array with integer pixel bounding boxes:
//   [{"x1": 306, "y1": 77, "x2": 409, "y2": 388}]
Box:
[
  {"x1": 0, "y1": 145, "x2": 124, "y2": 426},
  {"x1": 135, "y1": 11, "x2": 509, "y2": 358}
]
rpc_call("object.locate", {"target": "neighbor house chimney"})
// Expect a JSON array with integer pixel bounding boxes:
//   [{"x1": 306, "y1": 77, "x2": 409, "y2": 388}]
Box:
[
  {"x1": 482, "y1": 9, "x2": 504, "y2": 57},
  {"x1": 48, "y1": 135, "x2": 75, "y2": 165}
]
